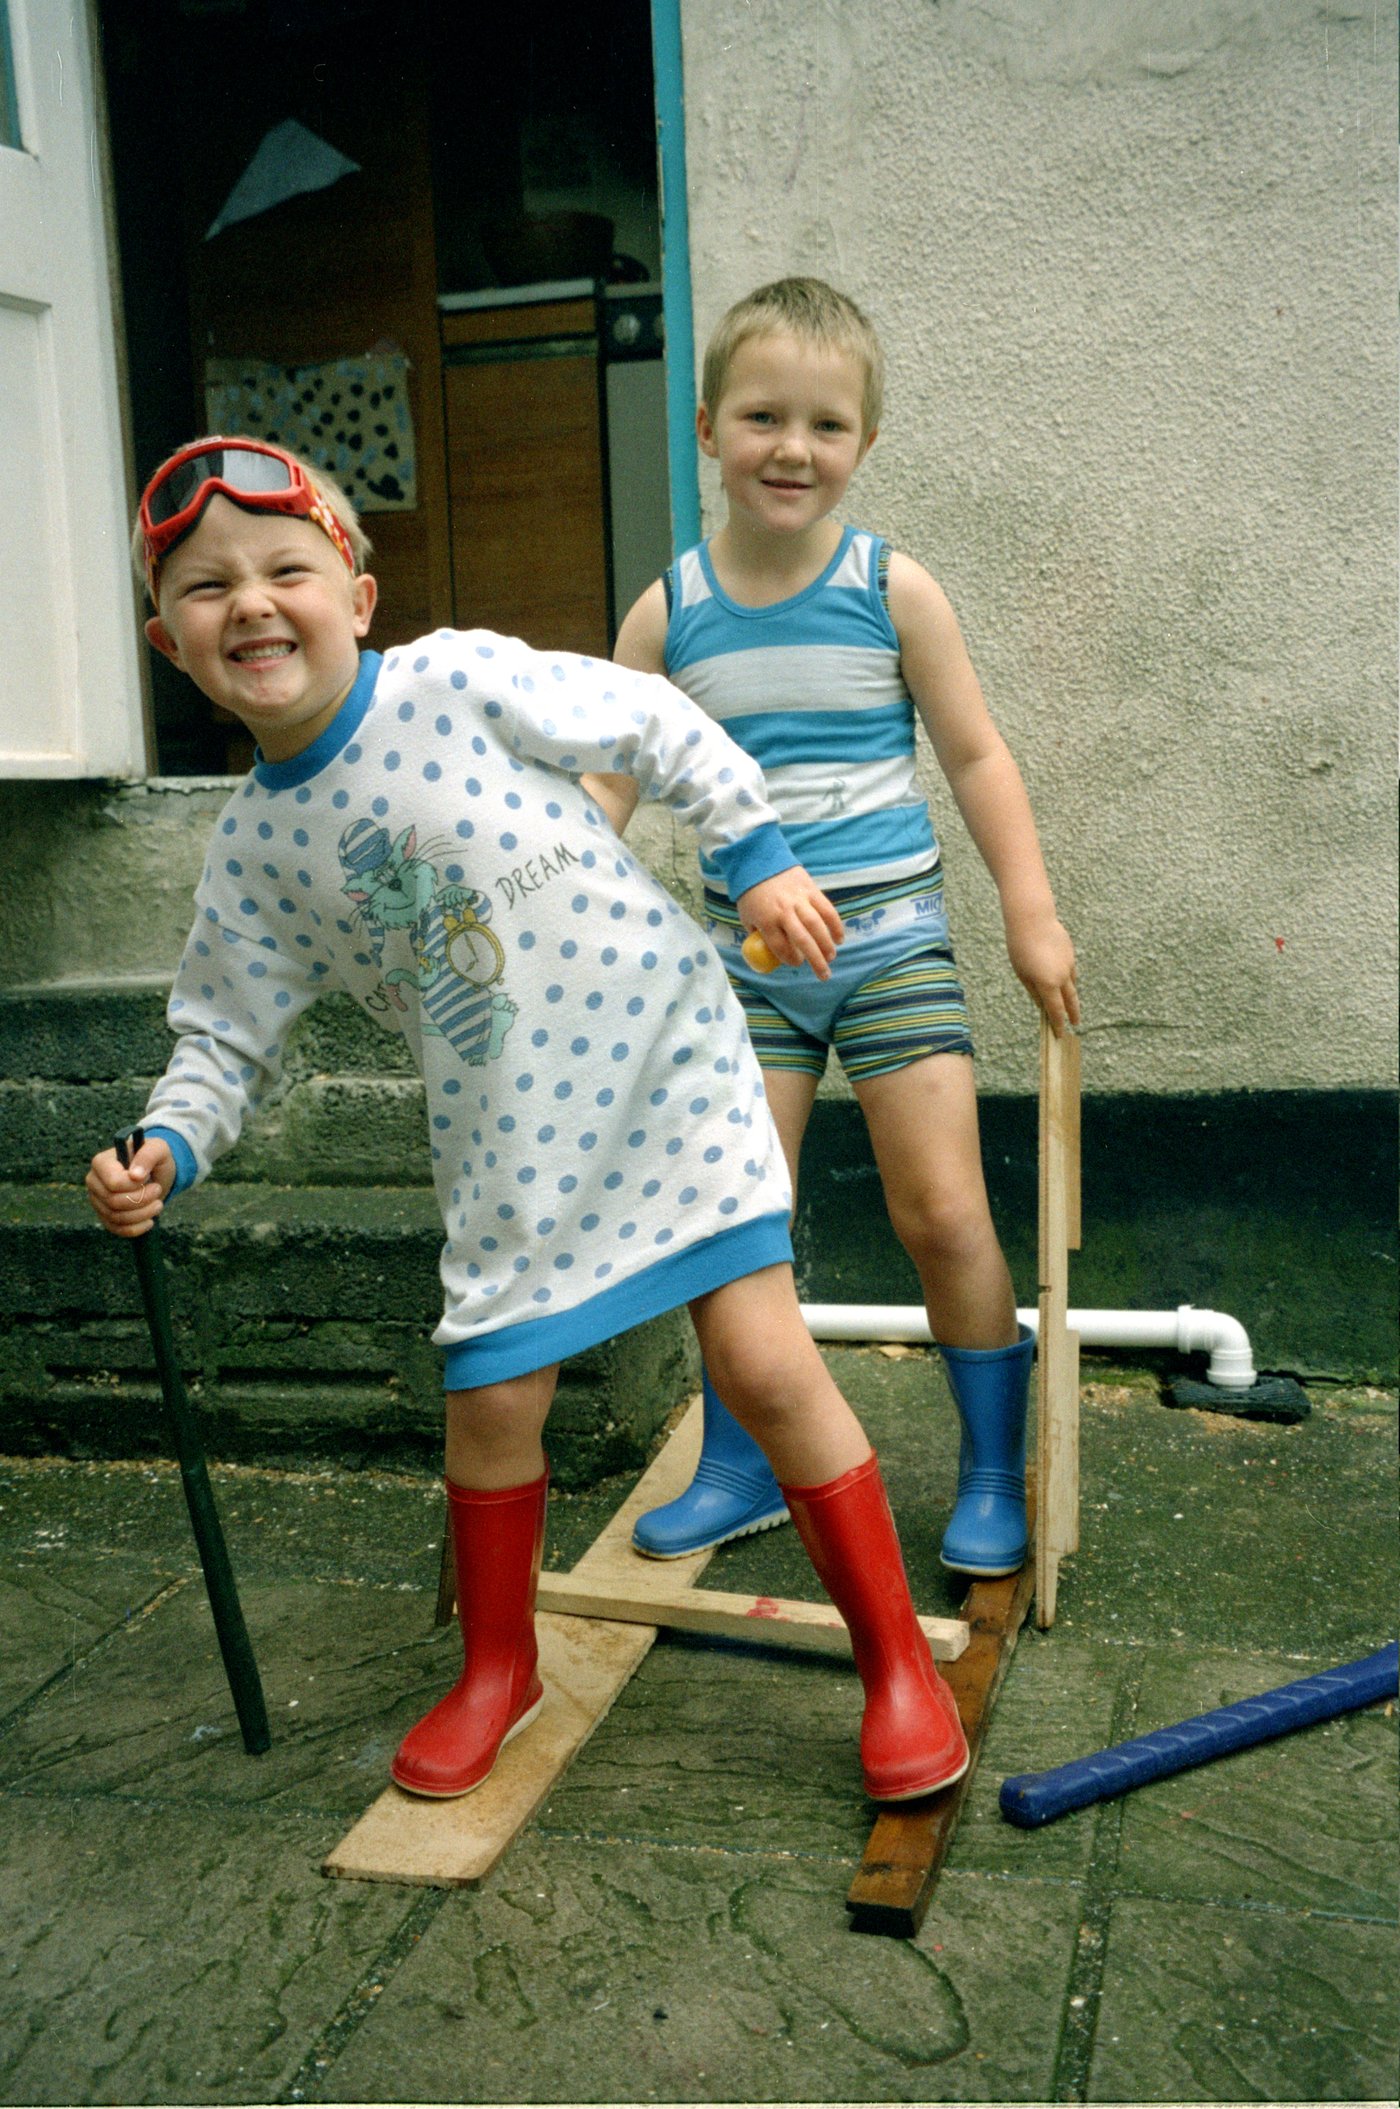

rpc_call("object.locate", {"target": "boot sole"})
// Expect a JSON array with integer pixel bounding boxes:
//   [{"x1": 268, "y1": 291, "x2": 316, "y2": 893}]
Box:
[
  {"x1": 630, "y1": 1506, "x2": 790, "y2": 1561},
  {"x1": 939, "y1": 1552, "x2": 1026, "y2": 1578},
  {"x1": 865, "y1": 1748, "x2": 971, "y2": 1802},
  {"x1": 389, "y1": 1691, "x2": 545, "y2": 1800}
]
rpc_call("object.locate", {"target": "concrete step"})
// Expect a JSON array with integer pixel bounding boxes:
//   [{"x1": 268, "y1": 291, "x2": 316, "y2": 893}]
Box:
[
  {"x1": 0, "y1": 1182, "x2": 698, "y2": 1485},
  {"x1": 1, "y1": 977, "x2": 425, "y2": 1186}
]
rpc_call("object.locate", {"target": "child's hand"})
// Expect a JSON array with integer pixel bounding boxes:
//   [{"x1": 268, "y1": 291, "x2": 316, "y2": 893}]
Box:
[
  {"x1": 1007, "y1": 912, "x2": 1080, "y2": 1036},
  {"x1": 736, "y1": 871, "x2": 845, "y2": 981},
  {"x1": 86, "y1": 1137, "x2": 176, "y2": 1239}
]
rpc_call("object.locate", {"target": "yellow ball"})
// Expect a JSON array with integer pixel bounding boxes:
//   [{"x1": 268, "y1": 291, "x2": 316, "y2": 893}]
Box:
[{"x1": 741, "y1": 931, "x2": 780, "y2": 973}]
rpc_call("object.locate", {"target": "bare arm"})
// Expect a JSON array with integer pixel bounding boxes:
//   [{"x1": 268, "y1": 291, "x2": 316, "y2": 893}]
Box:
[
  {"x1": 578, "y1": 581, "x2": 669, "y2": 834},
  {"x1": 888, "y1": 551, "x2": 1079, "y2": 1033}
]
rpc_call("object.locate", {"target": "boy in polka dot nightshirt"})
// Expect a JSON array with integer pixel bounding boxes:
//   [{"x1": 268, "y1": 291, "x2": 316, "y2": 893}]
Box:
[{"x1": 86, "y1": 437, "x2": 970, "y2": 1807}]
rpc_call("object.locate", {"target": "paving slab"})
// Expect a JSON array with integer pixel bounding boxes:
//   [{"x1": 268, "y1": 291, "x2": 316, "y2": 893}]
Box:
[
  {"x1": 942, "y1": 1627, "x2": 1124, "y2": 1881},
  {"x1": 0, "y1": 1550, "x2": 178, "y2": 1719},
  {"x1": 0, "y1": 1350, "x2": 1393, "y2": 2109},
  {"x1": 320, "y1": 1834, "x2": 1085, "y2": 2105},
  {"x1": 1031, "y1": 1377, "x2": 1398, "y2": 1656},
  {"x1": 1113, "y1": 1647, "x2": 1400, "y2": 1919},
  {"x1": 534, "y1": 1631, "x2": 878, "y2": 1863},
  {"x1": 1087, "y1": 1895, "x2": 1399, "y2": 2104},
  {"x1": 0, "y1": 1453, "x2": 447, "y2": 1587},
  {"x1": 0, "y1": 1794, "x2": 416, "y2": 2107},
  {"x1": 0, "y1": 1574, "x2": 462, "y2": 1818}
]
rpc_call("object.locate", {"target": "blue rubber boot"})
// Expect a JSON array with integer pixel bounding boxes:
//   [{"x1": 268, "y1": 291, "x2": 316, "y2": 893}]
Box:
[
  {"x1": 938, "y1": 1324, "x2": 1036, "y2": 1576},
  {"x1": 631, "y1": 1370, "x2": 789, "y2": 1558}
]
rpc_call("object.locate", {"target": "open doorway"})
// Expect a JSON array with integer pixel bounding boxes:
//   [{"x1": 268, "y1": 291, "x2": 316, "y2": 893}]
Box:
[{"x1": 99, "y1": 0, "x2": 671, "y2": 774}]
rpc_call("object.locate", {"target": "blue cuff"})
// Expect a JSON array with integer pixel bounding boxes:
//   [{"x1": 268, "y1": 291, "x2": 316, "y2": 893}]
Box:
[
  {"x1": 144, "y1": 1127, "x2": 199, "y2": 1197},
  {"x1": 709, "y1": 820, "x2": 799, "y2": 904}
]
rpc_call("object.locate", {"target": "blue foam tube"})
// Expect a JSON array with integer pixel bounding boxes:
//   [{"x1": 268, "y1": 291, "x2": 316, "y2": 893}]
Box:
[{"x1": 999, "y1": 1642, "x2": 1397, "y2": 1828}]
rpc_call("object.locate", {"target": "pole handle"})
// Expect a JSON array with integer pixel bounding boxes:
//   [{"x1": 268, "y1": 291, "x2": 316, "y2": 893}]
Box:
[{"x1": 113, "y1": 1128, "x2": 272, "y2": 1756}]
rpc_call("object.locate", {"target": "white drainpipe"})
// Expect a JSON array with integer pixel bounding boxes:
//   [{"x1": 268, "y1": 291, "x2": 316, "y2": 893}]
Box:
[{"x1": 800, "y1": 1303, "x2": 1258, "y2": 1390}]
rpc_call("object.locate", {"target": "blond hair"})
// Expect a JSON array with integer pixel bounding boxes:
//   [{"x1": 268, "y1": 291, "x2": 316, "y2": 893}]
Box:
[
  {"x1": 701, "y1": 278, "x2": 885, "y2": 435},
  {"x1": 133, "y1": 437, "x2": 373, "y2": 596}
]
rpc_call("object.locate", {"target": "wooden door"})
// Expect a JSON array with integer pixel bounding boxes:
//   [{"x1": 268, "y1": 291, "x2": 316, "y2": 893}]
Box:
[
  {"x1": 175, "y1": 5, "x2": 451, "y2": 659},
  {"x1": 442, "y1": 299, "x2": 610, "y2": 657}
]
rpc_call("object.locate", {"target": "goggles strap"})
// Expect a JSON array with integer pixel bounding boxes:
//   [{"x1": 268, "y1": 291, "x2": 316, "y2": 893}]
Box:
[{"x1": 143, "y1": 482, "x2": 358, "y2": 593}]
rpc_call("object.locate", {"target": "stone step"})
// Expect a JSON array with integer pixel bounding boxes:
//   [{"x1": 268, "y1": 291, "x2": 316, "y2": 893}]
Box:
[
  {"x1": 0, "y1": 1182, "x2": 698, "y2": 1485},
  {"x1": 1, "y1": 977, "x2": 425, "y2": 1186}
]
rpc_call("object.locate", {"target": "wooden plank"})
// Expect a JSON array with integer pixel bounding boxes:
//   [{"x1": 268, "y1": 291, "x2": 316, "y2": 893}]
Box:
[
  {"x1": 1063, "y1": 1029, "x2": 1083, "y2": 1251},
  {"x1": 537, "y1": 1571, "x2": 967, "y2": 1663},
  {"x1": 1036, "y1": 1302, "x2": 1081, "y2": 1627},
  {"x1": 845, "y1": 1488, "x2": 1040, "y2": 1938},
  {"x1": 321, "y1": 1611, "x2": 655, "y2": 1889},
  {"x1": 324, "y1": 1396, "x2": 712, "y2": 1888},
  {"x1": 1036, "y1": 1018, "x2": 1082, "y2": 1630}
]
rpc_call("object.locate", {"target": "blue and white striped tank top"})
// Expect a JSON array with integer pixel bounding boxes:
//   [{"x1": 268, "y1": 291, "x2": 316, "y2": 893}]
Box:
[{"x1": 664, "y1": 527, "x2": 938, "y2": 892}]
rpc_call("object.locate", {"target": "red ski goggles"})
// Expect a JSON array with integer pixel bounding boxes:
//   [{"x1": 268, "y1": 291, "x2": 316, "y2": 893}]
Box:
[{"x1": 139, "y1": 438, "x2": 356, "y2": 591}]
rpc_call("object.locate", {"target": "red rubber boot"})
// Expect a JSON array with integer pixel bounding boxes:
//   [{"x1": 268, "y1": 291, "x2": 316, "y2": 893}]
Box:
[
  {"x1": 391, "y1": 1468, "x2": 548, "y2": 1798},
  {"x1": 781, "y1": 1452, "x2": 969, "y2": 1801}
]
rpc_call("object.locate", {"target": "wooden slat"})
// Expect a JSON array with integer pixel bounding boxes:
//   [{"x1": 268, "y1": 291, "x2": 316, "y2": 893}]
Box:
[
  {"x1": 845, "y1": 1488, "x2": 1040, "y2": 1938},
  {"x1": 320, "y1": 1610, "x2": 656, "y2": 1889},
  {"x1": 1035, "y1": 1018, "x2": 1082, "y2": 1629},
  {"x1": 324, "y1": 1396, "x2": 712, "y2": 1888},
  {"x1": 1063, "y1": 1029, "x2": 1083, "y2": 1251},
  {"x1": 538, "y1": 1571, "x2": 967, "y2": 1663}
]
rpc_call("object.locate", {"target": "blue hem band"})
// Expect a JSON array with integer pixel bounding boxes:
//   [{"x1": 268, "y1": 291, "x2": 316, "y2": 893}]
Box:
[{"x1": 441, "y1": 1212, "x2": 794, "y2": 1388}]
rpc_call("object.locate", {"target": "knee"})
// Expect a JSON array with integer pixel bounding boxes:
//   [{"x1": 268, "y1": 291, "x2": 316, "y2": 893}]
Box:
[
  {"x1": 446, "y1": 1379, "x2": 543, "y2": 1456},
  {"x1": 887, "y1": 1185, "x2": 996, "y2": 1275},
  {"x1": 706, "y1": 1334, "x2": 820, "y2": 1437}
]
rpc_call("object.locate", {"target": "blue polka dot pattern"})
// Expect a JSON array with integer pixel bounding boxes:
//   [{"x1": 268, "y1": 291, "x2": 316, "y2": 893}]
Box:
[{"x1": 142, "y1": 627, "x2": 792, "y2": 1379}]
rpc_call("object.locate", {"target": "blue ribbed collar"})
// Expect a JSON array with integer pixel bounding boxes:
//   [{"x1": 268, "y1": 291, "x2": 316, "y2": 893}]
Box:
[{"x1": 252, "y1": 650, "x2": 383, "y2": 789}]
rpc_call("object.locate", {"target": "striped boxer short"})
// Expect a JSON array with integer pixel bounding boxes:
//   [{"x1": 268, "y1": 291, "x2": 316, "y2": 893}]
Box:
[{"x1": 704, "y1": 866, "x2": 974, "y2": 1085}]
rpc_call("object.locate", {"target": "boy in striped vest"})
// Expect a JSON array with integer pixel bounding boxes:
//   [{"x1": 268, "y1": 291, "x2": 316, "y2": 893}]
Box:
[{"x1": 592, "y1": 278, "x2": 1079, "y2": 1580}]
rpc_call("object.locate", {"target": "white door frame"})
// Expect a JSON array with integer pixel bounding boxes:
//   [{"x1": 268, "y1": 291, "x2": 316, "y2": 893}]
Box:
[{"x1": 0, "y1": 0, "x2": 147, "y2": 778}]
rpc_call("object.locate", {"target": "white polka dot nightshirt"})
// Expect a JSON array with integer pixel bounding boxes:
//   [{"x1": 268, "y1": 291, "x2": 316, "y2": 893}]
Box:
[{"x1": 142, "y1": 633, "x2": 799, "y2": 1386}]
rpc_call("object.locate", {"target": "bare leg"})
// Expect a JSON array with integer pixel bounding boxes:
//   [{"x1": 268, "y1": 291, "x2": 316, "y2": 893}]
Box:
[
  {"x1": 445, "y1": 1364, "x2": 558, "y2": 1490},
  {"x1": 857, "y1": 1053, "x2": 1033, "y2": 1574},
  {"x1": 760, "y1": 1064, "x2": 821, "y2": 1199},
  {"x1": 855, "y1": 1052, "x2": 1017, "y2": 1349},
  {"x1": 691, "y1": 1261, "x2": 969, "y2": 1801},
  {"x1": 689, "y1": 1263, "x2": 870, "y2": 1485}
]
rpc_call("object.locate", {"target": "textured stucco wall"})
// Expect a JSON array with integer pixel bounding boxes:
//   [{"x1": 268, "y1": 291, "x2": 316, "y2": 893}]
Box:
[{"x1": 676, "y1": 0, "x2": 1397, "y2": 1094}]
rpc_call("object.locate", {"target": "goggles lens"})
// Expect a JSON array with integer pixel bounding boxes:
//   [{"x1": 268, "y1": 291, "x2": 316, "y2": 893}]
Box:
[{"x1": 145, "y1": 444, "x2": 298, "y2": 526}]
